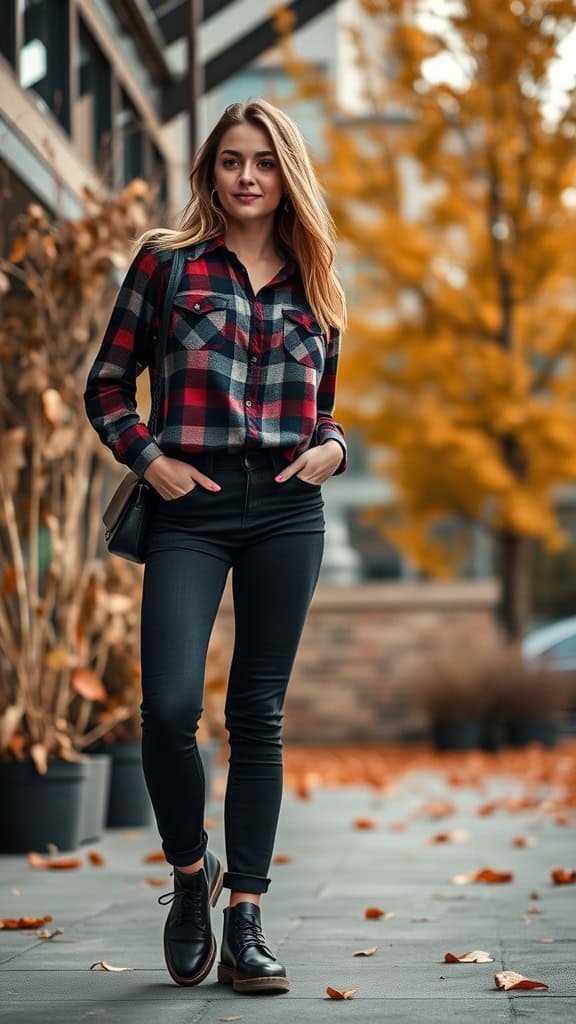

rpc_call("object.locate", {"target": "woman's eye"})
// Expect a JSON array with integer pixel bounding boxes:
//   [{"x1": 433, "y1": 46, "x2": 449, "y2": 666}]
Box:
[{"x1": 220, "y1": 158, "x2": 275, "y2": 170}]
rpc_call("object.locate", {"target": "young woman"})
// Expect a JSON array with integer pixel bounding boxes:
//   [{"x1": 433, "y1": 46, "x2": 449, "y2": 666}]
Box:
[{"x1": 84, "y1": 98, "x2": 347, "y2": 995}]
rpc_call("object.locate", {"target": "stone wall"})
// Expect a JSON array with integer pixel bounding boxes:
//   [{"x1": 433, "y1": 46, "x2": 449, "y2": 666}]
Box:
[{"x1": 212, "y1": 580, "x2": 500, "y2": 742}]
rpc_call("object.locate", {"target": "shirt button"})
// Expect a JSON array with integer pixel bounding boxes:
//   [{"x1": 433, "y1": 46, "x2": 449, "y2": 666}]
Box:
[
  {"x1": 250, "y1": 356, "x2": 257, "y2": 363},
  {"x1": 193, "y1": 302, "x2": 200, "y2": 310},
  {"x1": 246, "y1": 400, "x2": 252, "y2": 407}
]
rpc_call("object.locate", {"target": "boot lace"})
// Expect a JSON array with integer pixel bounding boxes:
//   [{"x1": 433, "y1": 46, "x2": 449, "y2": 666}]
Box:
[
  {"x1": 158, "y1": 887, "x2": 208, "y2": 931},
  {"x1": 234, "y1": 915, "x2": 274, "y2": 959}
]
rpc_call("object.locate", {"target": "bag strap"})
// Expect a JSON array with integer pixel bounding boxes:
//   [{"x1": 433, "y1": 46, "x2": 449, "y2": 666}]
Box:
[{"x1": 147, "y1": 248, "x2": 186, "y2": 436}]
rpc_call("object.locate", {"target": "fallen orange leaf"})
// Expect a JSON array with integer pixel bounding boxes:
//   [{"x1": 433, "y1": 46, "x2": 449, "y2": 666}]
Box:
[
  {"x1": 27, "y1": 852, "x2": 82, "y2": 870},
  {"x1": 429, "y1": 829, "x2": 469, "y2": 845},
  {"x1": 352, "y1": 947, "x2": 378, "y2": 956},
  {"x1": 89, "y1": 961, "x2": 134, "y2": 972},
  {"x1": 35, "y1": 927, "x2": 64, "y2": 939},
  {"x1": 142, "y1": 877, "x2": 170, "y2": 887},
  {"x1": 444, "y1": 950, "x2": 494, "y2": 963},
  {"x1": 512, "y1": 836, "x2": 536, "y2": 848},
  {"x1": 495, "y1": 971, "x2": 548, "y2": 991},
  {"x1": 451, "y1": 867, "x2": 514, "y2": 885},
  {"x1": 87, "y1": 851, "x2": 106, "y2": 866},
  {"x1": 551, "y1": 868, "x2": 576, "y2": 884},
  {"x1": 476, "y1": 802, "x2": 499, "y2": 817},
  {"x1": 475, "y1": 868, "x2": 514, "y2": 883},
  {"x1": 142, "y1": 850, "x2": 166, "y2": 863},
  {"x1": 527, "y1": 906, "x2": 542, "y2": 914},
  {"x1": 419, "y1": 800, "x2": 457, "y2": 820},
  {"x1": 504, "y1": 795, "x2": 541, "y2": 813},
  {"x1": 272, "y1": 854, "x2": 293, "y2": 864},
  {"x1": 326, "y1": 986, "x2": 359, "y2": 1000},
  {"x1": 353, "y1": 818, "x2": 377, "y2": 830},
  {"x1": 0, "y1": 916, "x2": 53, "y2": 929},
  {"x1": 364, "y1": 907, "x2": 385, "y2": 919},
  {"x1": 388, "y1": 821, "x2": 408, "y2": 831}
]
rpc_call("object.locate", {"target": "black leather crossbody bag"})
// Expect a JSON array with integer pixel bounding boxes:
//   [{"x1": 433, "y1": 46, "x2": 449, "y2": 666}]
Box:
[{"x1": 102, "y1": 248, "x2": 185, "y2": 562}]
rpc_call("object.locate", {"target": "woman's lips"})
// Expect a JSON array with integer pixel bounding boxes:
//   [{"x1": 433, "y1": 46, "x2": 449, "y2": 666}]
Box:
[{"x1": 233, "y1": 194, "x2": 261, "y2": 203}]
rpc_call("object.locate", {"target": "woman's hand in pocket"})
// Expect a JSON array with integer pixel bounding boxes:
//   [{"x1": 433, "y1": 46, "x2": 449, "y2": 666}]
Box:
[
  {"x1": 143, "y1": 455, "x2": 221, "y2": 500},
  {"x1": 274, "y1": 440, "x2": 344, "y2": 486}
]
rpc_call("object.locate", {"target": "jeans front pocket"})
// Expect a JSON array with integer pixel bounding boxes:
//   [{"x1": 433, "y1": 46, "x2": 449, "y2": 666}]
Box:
[
  {"x1": 162, "y1": 482, "x2": 200, "y2": 504},
  {"x1": 293, "y1": 474, "x2": 322, "y2": 491}
]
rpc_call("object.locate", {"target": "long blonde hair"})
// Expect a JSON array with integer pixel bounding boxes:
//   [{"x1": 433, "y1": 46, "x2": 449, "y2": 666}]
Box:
[{"x1": 134, "y1": 98, "x2": 346, "y2": 335}]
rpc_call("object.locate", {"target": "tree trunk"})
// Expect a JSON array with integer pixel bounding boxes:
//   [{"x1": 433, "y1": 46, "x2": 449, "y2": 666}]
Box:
[{"x1": 497, "y1": 531, "x2": 532, "y2": 641}]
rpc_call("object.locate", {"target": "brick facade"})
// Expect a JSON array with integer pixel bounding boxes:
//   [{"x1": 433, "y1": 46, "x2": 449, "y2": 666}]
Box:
[{"x1": 212, "y1": 580, "x2": 500, "y2": 743}]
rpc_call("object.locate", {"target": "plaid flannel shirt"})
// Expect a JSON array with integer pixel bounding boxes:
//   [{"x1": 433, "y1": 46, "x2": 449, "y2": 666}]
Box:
[{"x1": 83, "y1": 234, "x2": 347, "y2": 477}]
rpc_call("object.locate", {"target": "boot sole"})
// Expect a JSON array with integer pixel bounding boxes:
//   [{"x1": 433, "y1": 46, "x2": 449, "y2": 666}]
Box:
[
  {"x1": 164, "y1": 860, "x2": 224, "y2": 987},
  {"x1": 217, "y1": 962, "x2": 290, "y2": 993}
]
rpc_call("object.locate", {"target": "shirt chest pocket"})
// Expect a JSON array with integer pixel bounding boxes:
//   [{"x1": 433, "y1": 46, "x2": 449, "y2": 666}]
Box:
[
  {"x1": 282, "y1": 309, "x2": 325, "y2": 374},
  {"x1": 171, "y1": 292, "x2": 232, "y2": 351}
]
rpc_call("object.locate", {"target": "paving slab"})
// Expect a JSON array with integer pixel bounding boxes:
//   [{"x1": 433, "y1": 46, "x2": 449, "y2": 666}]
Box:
[{"x1": 1, "y1": 753, "x2": 575, "y2": 1023}]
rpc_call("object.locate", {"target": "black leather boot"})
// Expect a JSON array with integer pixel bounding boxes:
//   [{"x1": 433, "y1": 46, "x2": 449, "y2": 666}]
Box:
[
  {"x1": 158, "y1": 850, "x2": 223, "y2": 986},
  {"x1": 217, "y1": 901, "x2": 290, "y2": 993}
]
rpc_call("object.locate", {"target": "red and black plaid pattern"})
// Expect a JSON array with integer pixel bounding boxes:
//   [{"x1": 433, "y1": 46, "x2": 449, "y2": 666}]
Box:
[{"x1": 83, "y1": 235, "x2": 347, "y2": 477}]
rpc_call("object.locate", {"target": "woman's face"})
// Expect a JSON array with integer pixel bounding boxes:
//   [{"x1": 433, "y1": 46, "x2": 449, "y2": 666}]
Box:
[{"x1": 212, "y1": 122, "x2": 284, "y2": 225}]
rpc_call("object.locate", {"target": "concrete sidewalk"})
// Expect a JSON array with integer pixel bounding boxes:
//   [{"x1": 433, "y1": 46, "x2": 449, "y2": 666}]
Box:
[{"x1": 1, "y1": 753, "x2": 575, "y2": 1023}]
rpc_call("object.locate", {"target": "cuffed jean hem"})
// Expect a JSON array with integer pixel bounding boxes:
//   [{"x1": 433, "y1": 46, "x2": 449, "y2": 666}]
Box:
[
  {"x1": 223, "y1": 871, "x2": 271, "y2": 894},
  {"x1": 162, "y1": 828, "x2": 208, "y2": 867}
]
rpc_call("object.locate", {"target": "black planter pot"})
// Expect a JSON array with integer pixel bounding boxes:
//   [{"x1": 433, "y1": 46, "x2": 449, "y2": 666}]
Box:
[
  {"x1": 106, "y1": 741, "x2": 154, "y2": 828},
  {"x1": 0, "y1": 758, "x2": 89, "y2": 853},
  {"x1": 432, "y1": 719, "x2": 484, "y2": 752},
  {"x1": 78, "y1": 753, "x2": 112, "y2": 844},
  {"x1": 505, "y1": 718, "x2": 559, "y2": 748}
]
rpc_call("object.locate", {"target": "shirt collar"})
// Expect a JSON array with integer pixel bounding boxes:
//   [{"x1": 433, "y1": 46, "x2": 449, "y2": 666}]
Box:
[{"x1": 205, "y1": 233, "x2": 298, "y2": 283}]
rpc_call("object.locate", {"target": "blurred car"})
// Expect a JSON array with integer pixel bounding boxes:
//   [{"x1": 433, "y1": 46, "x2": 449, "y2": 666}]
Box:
[
  {"x1": 522, "y1": 616, "x2": 576, "y2": 672},
  {"x1": 522, "y1": 618, "x2": 576, "y2": 735}
]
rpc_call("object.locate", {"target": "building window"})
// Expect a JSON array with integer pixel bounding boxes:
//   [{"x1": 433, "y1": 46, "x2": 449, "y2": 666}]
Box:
[
  {"x1": 151, "y1": 143, "x2": 168, "y2": 208},
  {"x1": 0, "y1": 1, "x2": 17, "y2": 66},
  {"x1": 116, "y1": 88, "x2": 144, "y2": 186},
  {"x1": 75, "y1": 19, "x2": 112, "y2": 178},
  {"x1": 19, "y1": 0, "x2": 71, "y2": 133}
]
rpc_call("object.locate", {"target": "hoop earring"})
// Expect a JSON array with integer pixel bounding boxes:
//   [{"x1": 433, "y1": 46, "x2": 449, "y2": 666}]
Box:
[
  {"x1": 283, "y1": 193, "x2": 292, "y2": 214},
  {"x1": 211, "y1": 188, "x2": 219, "y2": 207}
]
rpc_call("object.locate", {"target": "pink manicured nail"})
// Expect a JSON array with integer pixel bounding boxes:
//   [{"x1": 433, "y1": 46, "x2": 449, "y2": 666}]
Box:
[
  {"x1": 275, "y1": 474, "x2": 284, "y2": 482},
  {"x1": 211, "y1": 483, "x2": 221, "y2": 490}
]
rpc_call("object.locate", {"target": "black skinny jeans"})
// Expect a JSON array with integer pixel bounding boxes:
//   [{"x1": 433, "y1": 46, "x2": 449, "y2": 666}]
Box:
[{"x1": 139, "y1": 447, "x2": 325, "y2": 894}]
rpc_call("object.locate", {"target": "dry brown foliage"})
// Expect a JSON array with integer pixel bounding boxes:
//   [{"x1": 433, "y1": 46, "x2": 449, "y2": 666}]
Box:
[
  {"x1": 0, "y1": 182, "x2": 157, "y2": 771},
  {"x1": 399, "y1": 641, "x2": 576, "y2": 720}
]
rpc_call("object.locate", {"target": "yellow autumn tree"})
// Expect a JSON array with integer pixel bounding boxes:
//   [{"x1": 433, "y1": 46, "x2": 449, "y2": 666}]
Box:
[{"x1": 275, "y1": 0, "x2": 576, "y2": 639}]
